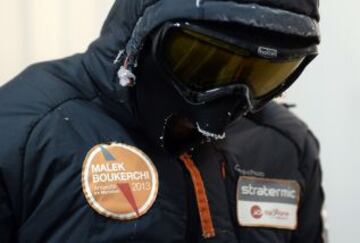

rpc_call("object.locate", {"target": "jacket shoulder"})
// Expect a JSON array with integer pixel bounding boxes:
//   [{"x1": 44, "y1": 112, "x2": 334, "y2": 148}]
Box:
[
  {"x1": 249, "y1": 102, "x2": 319, "y2": 154},
  {"x1": 222, "y1": 101, "x2": 319, "y2": 157},
  {"x1": 0, "y1": 56, "x2": 97, "y2": 165}
]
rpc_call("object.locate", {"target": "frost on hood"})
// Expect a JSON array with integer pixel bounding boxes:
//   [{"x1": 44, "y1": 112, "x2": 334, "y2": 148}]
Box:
[{"x1": 118, "y1": 66, "x2": 136, "y2": 87}]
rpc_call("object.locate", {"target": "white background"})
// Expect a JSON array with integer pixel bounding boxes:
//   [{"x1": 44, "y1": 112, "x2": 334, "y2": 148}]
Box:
[{"x1": 0, "y1": 1, "x2": 359, "y2": 242}]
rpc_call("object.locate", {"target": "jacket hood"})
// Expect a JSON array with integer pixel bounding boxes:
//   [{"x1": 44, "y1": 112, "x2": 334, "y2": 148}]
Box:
[{"x1": 82, "y1": 0, "x2": 320, "y2": 107}]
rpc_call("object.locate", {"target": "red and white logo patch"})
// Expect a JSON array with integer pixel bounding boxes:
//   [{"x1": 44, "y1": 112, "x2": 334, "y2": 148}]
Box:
[
  {"x1": 82, "y1": 143, "x2": 158, "y2": 220},
  {"x1": 237, "y1": 176, "x2": 300, "y2": 230}
]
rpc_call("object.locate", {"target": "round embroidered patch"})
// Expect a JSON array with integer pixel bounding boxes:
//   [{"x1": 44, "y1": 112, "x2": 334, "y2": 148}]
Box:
[{"x1": 82, "y1": 143, "x2": 158, "y2": 220}]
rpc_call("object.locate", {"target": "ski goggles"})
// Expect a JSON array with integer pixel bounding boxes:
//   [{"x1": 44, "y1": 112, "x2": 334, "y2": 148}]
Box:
[{"x1": 152, "y1": 22, "x2": 318, "y2": 109}]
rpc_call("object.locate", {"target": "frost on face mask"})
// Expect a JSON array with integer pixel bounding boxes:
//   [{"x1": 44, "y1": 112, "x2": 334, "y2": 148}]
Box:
[
  {"x1": 159, "y1": 113, "x2": 176, "y2": 147},
  {"x1": 196, "y1": 122, "x2": 226, "y2": 141}
]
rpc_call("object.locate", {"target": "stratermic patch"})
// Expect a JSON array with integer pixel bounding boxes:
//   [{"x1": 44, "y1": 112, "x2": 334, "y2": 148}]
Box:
[
  {"x1": 82, "y1": 143, "x2": 158, "y2": 220},
  {"x1": 237, "y1": 176, "x2": 300, "y2": 230}
]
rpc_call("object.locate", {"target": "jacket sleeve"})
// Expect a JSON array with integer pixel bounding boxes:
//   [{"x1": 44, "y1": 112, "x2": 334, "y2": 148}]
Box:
[
  {"x1": 0, "y1": 170, "x2": 16, "y2": 242},
  {"x1": 291, "y1": 132, "x2": 327, "y2": 243},
  {"x1": 0, "y1": 66, "x2": 45, "y2": 242}
]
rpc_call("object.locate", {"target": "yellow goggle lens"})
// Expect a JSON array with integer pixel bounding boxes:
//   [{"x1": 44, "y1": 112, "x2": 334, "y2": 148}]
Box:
[{"x1": 165, "y1": 28, "x2": 305, "y2": 97}]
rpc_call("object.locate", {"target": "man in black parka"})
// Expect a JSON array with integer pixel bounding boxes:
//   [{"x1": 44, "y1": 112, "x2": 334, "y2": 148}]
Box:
[{"x1": 0, "y1": 0, "x2": 326, "y2": 242}]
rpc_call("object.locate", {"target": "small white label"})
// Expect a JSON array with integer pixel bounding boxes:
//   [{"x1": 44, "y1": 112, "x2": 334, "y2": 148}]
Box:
[
  {"x1": 237, "y1": 176, "x2": 300, "y2": 230},
  {"x1": 257, "y1": 46, "x2": 278, "y2": 58}
]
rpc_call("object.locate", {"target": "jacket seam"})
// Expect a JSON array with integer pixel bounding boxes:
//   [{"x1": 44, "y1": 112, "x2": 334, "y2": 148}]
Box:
[{"x1": 22, "y1": 95, "x2": 98, "y2": 149}]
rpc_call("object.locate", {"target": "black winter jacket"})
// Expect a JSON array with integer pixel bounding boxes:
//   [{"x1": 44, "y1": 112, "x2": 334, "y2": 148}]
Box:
[{"x1": 0, "y1": 1, "x2": 324, "y2": 242}]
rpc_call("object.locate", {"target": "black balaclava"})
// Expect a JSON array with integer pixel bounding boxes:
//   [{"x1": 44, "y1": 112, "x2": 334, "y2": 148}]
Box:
[{"x1": 132, "y1": 39, "x2": 249, "y2": 154}]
